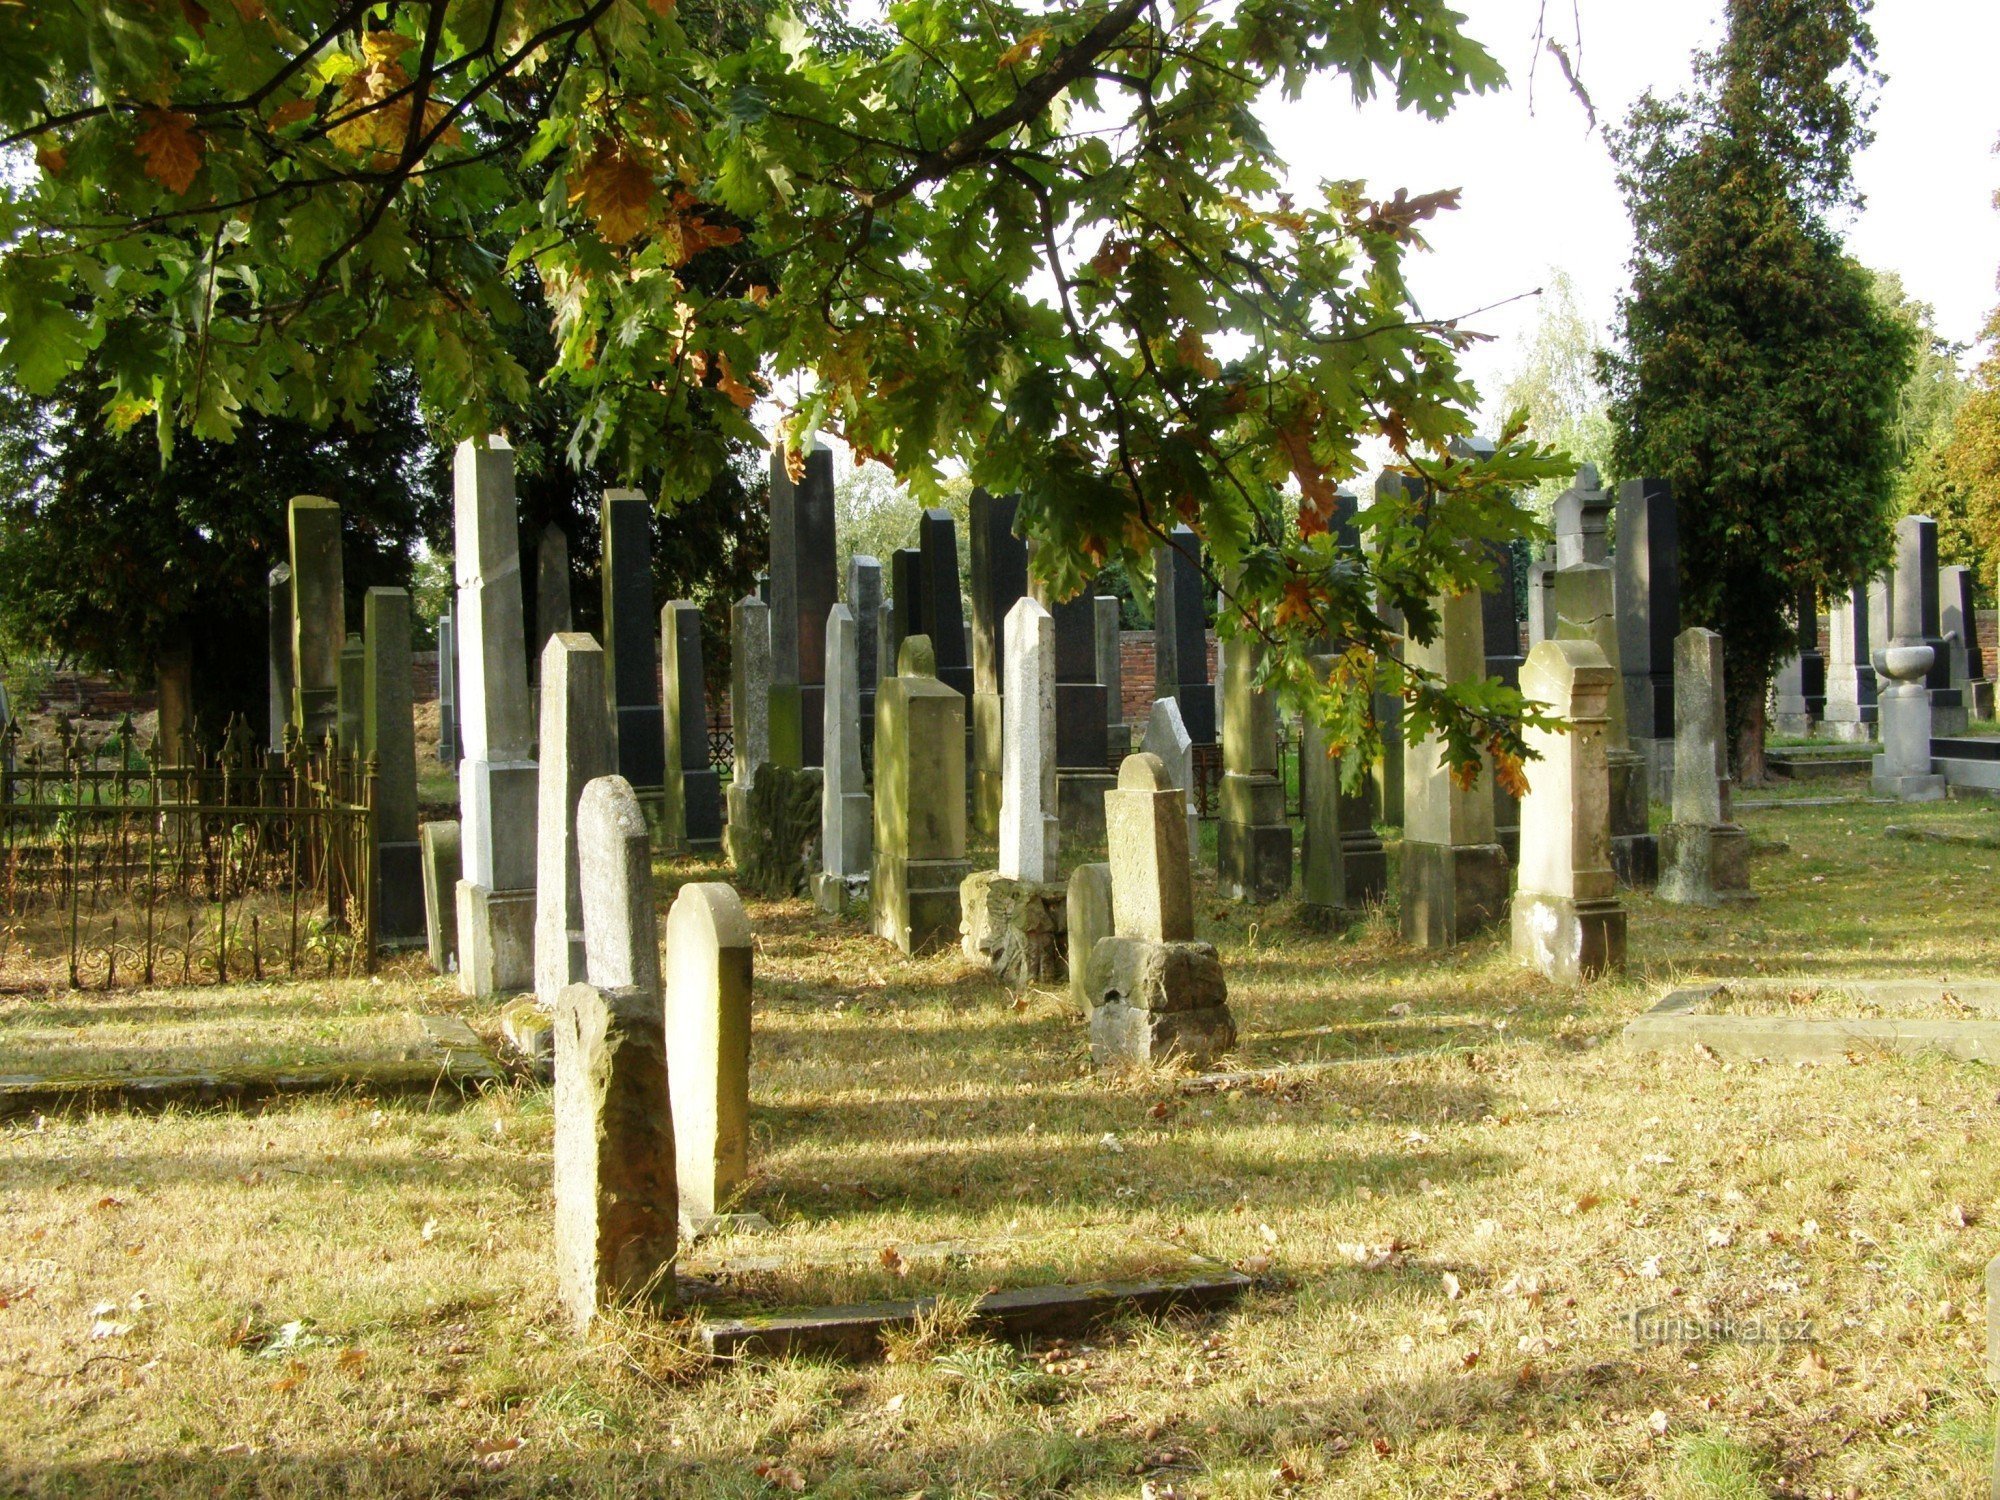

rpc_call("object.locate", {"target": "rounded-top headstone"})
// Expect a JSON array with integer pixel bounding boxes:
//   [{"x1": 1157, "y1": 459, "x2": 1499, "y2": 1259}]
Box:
[
  {"x1": 1117, "y1": 750, "x2": 1174, "y2": 792},
  {"x1": 670, "y1": 881, "x2": 753, "y2": 948},
  {"x1": 898, "y1": 634, "x2": 936, "y2": 678}
]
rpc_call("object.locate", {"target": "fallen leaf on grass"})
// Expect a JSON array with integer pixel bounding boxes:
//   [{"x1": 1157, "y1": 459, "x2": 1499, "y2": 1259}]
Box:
[
  {"x1": 1647, "y1": 1410, "x2": 1669, "y2": 1436},
  {"x1": 1947, "y1": 1204, "x2": 1976, "y2": 1229},
  {"x1": 474, "y1": 1436, "x2": 524, "y2": 1470},
  {"x1": 1238, "y1": 1252, "x2": 1274, "y2": 1276},
  {"x1": 93, "y1": 1196, "x2": 125, "y2": 1211},
  {"x1": 878, "y1": 1246, "x2": 907, "y2": 1278},
  {"x1": 1336, "y1": 1240, "x2": 1405, "y2": 1271},
  {"x1": 1564, "y1": 1194, "x2": 1600, "y2": 1216},
  {"x1": 337, "y1": 1348, "x2": 366, "y2": 1373},
  {"x1": 754, "y1": 1459, "x2": 807, "y2": 1492},
  {"x1": 1440, "y1": 1272, "x2": 1463, "y2": 1301}
]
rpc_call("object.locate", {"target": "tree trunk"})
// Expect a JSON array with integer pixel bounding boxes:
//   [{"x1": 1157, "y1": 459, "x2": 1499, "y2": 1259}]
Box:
[
  {"x1": 156, "y1": 631, "x2": 195, "y2": 766},
  {"x1": 1735, "y1": 681, "x2": 1769, "y2": 789}
]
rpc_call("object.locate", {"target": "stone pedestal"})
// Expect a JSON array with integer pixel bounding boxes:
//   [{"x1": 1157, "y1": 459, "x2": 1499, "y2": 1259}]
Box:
[
  {"x1": 1087, "y1": 938, "x2": 1234, "y2": 1069},
  {"x1": 1873, "y1": 670, "x2": 1945, "y2": 801},
  {"x1": 960, "y1": 872, "x2": 1066, "y2": 986},
  {"x1": 1658, "y1": 822, "x2": 1754, "y2": 904},
  {"x1": 1401, "y1": 841, "x2": 1510, "y2": 948},
  {"x1": 457, "y1": 883, "x2": 536, "y2": 999},
  {"x1": 1511, "y1": 896, "x2": 1626, "y2": 981}
]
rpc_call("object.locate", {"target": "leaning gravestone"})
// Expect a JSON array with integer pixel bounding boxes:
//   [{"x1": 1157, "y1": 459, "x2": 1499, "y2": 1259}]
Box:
[
  {"x1": 814, "y1": 602, "x2": 871, "y2": 915},
  {"x1": 665, "y1": 881, "x2": 754, "y2": 1236},
  {"x1": 1088, "y1": 753, "x2": 1235, "y2": 1069},
  {"x1": 1510, "y1": 638, "x2": 1625, "y2": 980},
  {"x1": 1217, "y1": 630, "x2": 1291, "y2": 903},
  {"x1": 288, "y1": 495, "x2": 344, "y2": 742},
  {"x1": 961, "y1": 597, "x2": 1064, "y2": 984},
  {"x1": 535, "y1": 634, "x2": 617, "y2": 1007},
  {"x1": 454, "y1": 437, "x2": 540, "y2": 999},
  {"x1": 1659, "y1": 628, "x2": 1756, "y2": 902},
  {"x1": 554, "y1": 775, "x2": 676, "y2": 1330},
  {"x1": 600, "y1": 492, "x2": 663, "y2": 793},
  {"x1": 968, "y1": 489, "x2": 1028, "y2": 834},
  {"x1": 363, "y1": 588, "x2": 425, "y2": 948},
  {"x1": 661, "y1": 600, "x2": 723, "y2": 852},
  {"x1": 872, "y1": 636, "x2": 969, "y2": 954},
  {"x1": 1141, "y1": 697, "x2": 1199, "y2": 863},
  {"x1": 420, "y1": 820, "x2": 461, "y2": 974}
]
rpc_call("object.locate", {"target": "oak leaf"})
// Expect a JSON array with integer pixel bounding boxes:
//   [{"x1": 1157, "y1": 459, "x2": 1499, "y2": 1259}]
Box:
[
  {"x1": 267, "y1": 99, "x2": 316, "y2": 130},
  {"x1": 998, "y1": 29, "x2": 1050, "y2": 68},
  {"x1": 571, "y1": 141, "x2": 657, "y2": 244},
  {"x1": 135, "y1": 111, "x2": 204, "y2": 195}
]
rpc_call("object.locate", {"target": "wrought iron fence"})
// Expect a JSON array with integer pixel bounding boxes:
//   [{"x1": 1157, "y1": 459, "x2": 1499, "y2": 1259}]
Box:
[{"x1": 0, "y1": 714, "x2": 377, "y2": 990}]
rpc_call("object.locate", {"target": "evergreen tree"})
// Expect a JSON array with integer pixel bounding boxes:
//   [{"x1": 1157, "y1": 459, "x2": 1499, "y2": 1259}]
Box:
[{"x1": 1600, "y1": 0, "x2": 1913, "y2": 779}]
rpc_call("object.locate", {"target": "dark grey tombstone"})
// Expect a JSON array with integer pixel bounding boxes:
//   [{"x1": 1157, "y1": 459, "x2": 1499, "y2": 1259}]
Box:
[
  {"x1": 664, "y1": 601, "x2": 722, "y2": 849},
  {"x1": 267, "y1": 563, "x2": 293, "y2": 753},
  {"x1": 536, "y1": 522, "x2": 573, "y2": 668},
  {"x1": 1153, "y1": 527, "x2": 1216, "y2": 745},
  {"x1": 968, "y1": 490, "x2": 1028, "y2": 697},
  {"x1": 890, "y1": 546, "x2": 923, "y2": 664},
  {"x1": 1614, "y1": 477, "x2": 1679, "y2": 795},
  {"x1": 848, "y1": 554, "x2": 883, "y2": 765},
  {"x1": 601, "y1": 491, "x2": 664, "y2": 789},
  {"x1": 1797, "y1": 583, "x2": 1825, "y2": 724},
  {"x1": 918, "y1": 508, "x2": 973, "y2": 702},
  {"x1": 768, "y1": 444, "x2": 837, "y2": 767}
]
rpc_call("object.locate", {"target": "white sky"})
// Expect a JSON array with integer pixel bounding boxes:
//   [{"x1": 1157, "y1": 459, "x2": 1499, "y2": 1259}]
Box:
[{"x1": 1259, "y1": 0, "x2": 2000, "y2": 428}]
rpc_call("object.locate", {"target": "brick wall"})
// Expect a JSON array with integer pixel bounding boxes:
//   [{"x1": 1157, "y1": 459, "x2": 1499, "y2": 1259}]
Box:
[{"x1": 1116, "y1": 630, "x2": 1220, "y2": 723}]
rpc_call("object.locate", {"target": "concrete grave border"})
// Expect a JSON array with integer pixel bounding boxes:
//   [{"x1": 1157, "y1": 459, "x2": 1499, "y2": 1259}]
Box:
[{"x1": 1622, "y1": 980, "x2": 2000, "y2": 1062}]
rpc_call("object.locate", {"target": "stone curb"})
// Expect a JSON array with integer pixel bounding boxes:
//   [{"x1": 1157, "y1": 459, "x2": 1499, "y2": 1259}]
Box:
[{"x1": 1621, "y1": 985, "x2": 2000, "y2": 1062}]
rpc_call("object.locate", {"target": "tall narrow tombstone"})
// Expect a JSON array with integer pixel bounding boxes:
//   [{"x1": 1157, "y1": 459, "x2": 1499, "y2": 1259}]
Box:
[
  {"x1": 267, "y1": 563, "x2": 294, "y2": 753},
  {"x1": 848, "y1": 554, "x2": 883, "y2": 764},
  {"x1": 1874, "y1": 528, "x2": 1947, "y2": 801},
  {"x1": 336, "y1": 633, "x2": 366, "y2": 751},
  {"x1": 665, "y1": 881, "x2": 754, "y2": 1236},
  {"x1": 1953, "y1": 565, "x2": 1992, "y2": 718},
  {"x1": 888, "y1": 546, "x2": 922, "y2": 670},
  {"x1": 420, "y1": 820, "x2": 461, "y2": 973},
  {"x1": 1614, "y1": 477, "x2": 1679, "y2": 800},
  {"x1": 871, "y1": 636, "x2": 969, "y2": 953},
  {"x1": 1510, "y1": 638, "x2": 1625, "y2": 980},
  {"x1": 1300, "y1": 657, "x2": 1387, "y2": 922},
  {"x1": 287, "y1": 495, "x2": 344, "y2": 742},
  {"x1": 968, "y1": 490, "x2": 1028, "y2": 834},
  {"x1": 535, "y1": 634, "x2": 617, "y2": 1006},
  {"x1": 535, "y1": 522, "x2": 574, "y2": 668},
  {"x1": 1096, "y1": 596, "x2": 1130, "y2": 760},
  {"x1": 1773, "y1": 584, "x2": 1825, "y2": 737},
  {"x1": 599, "y1": 491, "x2": 662, "y2": 791},
  {"x1": 1552, "y1": 466, "x2": 1612, "y2": 569},
  {"x1": 1552, "y1": 561, "x2": 1657, "y2": 887},
  {"x1": 1372, "y1": 470, "x2": 1427, "y2": 824},
  {"x1": 661, "y1": 601, "x2": 723, "y2": 851},
  {"x1": 1141, "y1": 697, "x2": 1199, "y2": 867},
  {"x1": 1660, "y1": 628, "x2": 1757, "y2": 899},
  {"x1": 725, "y1": 595, "x2": 772, "y2": 872},
  {"x1": 1822, "y1": 583, "x2": 1879, "y2": 741},
  {"x1": 553, "y1": 775, "x2": 675, "y2": 1331},
  {"x1": 1483, "y1": 539, "x2": 1525, "y2": 858},
  {"x1": 1037, "y1": 573, "x2": 1115, "y2": 843},
  {"x1": 1526, "y1": 543, "x2": 1558, "y2": 647},
  {"x1": 1942, "y1": 564, "x2": 1973, "y2": 704},
  {"x1": 1217, "y1": 629, "x2": 1291, "y2": 903},
  {"x1": 436, "y1": 605, "x2": 460, "y2": 764},
  {"x1": 453, "y1": 438, "x2": 541, "y2": 998},
  {"x1": 1153, "y1": 528, "x2": 1216, "y2": 744},
  {"x1": 1891, "y1": 515, "x2": 1962, "y2": 731},
  {"x1": 814, "y1": 603, "x2": 872, "y2": 914},
  {"x1": 918, "y1": 509, "x2": 974, "y2": 704},
  {"x1": 767, "y1": 444, "x2": 838, "y2": 768},
  {"x1": 1088, "y1": 753, "x2": 1235, "y2": 1069},
  {"x1": 1400, "y1": 591, "x2": 1509, "y2": 946},
  {"x1": 364, "y1": 588, "x2": 424, "y2": 948}
]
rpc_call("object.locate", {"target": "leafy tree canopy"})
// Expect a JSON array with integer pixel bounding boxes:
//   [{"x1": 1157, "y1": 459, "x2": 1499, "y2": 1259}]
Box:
[
  {"x1": 1870, "y1": 269, "x2": 1973, "y2": 573},
  {"x1": 0, "y1": 0, "x2": 1574, "y2": 781},
  {"x1": 1495, "y1": 268, "x2": 1612, "y2": 517}
]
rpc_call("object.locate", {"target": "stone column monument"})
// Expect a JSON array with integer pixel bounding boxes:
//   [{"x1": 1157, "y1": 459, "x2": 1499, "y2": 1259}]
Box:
[
  {"x1": 363, "y1": 587, "x2": 424, "y2": 948},
  {"x1": 599, "y1": 491, "x2": 660, "y2": 793},
  {"x1": 767, "y1": 444, "x2": 837, "y2": 768},
  {"x1": 1614, "y1": 476, "x2": 1679, "y2": 800},
  {"x1": 1873, "y1": 525, "x2": 1948, "y2": 802},
  {"x1": 871, "y1": 636, "x2": 969, "y2": 954},
  {"x1": 968, "y1": 489, "x2": 1028, "y2": 835},
  {"x1": 1658, "y1": 627, "x2": 1756, "y2": 899},
  {"x1": 453, "y1": 438, "x2": 540, "y2": 998},
  {"x1": 1510, "y1": 638, "x2": 1625, "y2": 980}
]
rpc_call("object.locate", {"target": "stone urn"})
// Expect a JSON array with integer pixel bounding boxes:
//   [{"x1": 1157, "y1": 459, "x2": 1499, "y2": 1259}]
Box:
[{"x1": 1872, "y1": 643, "x2": 1935, "y2": 685}]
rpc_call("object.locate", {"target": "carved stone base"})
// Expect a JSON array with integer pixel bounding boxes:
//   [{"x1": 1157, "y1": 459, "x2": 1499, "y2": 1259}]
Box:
[
  {"x1": 959, "y1": 871, "x2": 1067, "y2": 986},
  {"x1": 1511, "y1": 893, "x2": 1626, "y2": 982}
]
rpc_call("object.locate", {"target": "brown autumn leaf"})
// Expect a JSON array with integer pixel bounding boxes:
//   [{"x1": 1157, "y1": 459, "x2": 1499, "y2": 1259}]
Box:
[
  {"x1": 337, "y1": 1347, "x2": 366, "y2": 1373},
  {"x1": 753, "y1": 1459, "x2": 807, "y2": 1492},
  {"x1": 135, "y1": 110, "x2": 204, "y2": 194},
  {"x1": 645, "y1": 0, "x2": 677, "y2": 13},
  {"x1": 997, "y1": 28, "x2": 1049, "y2": 68},
  {"x1": 878, "y1": 1245, "x2": 907, "y2": 1277},
  {"x1": 570, "y1": 140, "x2": 657, "y2": 244},
  {"x1": 35, "y1": 143, "x2": 65, "y2": 176},
  {"x1": 267, "y1": 99, "x2": 316, "y2": 130}
]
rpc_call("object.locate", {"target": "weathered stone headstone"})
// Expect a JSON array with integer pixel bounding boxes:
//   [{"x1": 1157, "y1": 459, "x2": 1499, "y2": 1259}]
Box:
[
  {"x1": 1822, "y1": 583, "x2": 1879, "y2": 742},
  {"x1": 535, "y1": 634, "x2": 617, "y2": 1007},
  {"x1": 599, "y1": 492, "x2": 662, "y2": 791},
  {"x1": 420, "y1": 820, "x2": 461, "y2": 973},
  {"x1": 363, "y1": 588, "x2": 424, "y2": 948},
  {"x1": 453, "y1": 438, "x2": 540, "y2": 998},
  {"x1": 1153, "y1": 528, "x2": 1216, "y2": 744},
  {"x1": 1038, "y1": 576, "x2": 1116, "y2": 844},
  {"x1": 1552, "y1": 465, "x2": 1612, "y2": 569},
  {"x1": 872, "y1": 636, "x2": 969, "y2": 954},
  {"x1": 814, "y1": 603, "x2": 871, "y2": 915},
  {"x1": 1659, "y1": 628, "x2": 1757, "y2": 900},
  {"x1": 267, "y1": 563, "x2": 293, "y2": 754},
  {"x1": 1141, "y1": 696, "x2": 1199, "y2": 863},
  {"x1": 1510, "y1": 638, "x2": 1625, "y2": 980},
  {"x1": 1526, "y1": 543, "x2": 1558, "y2": 648},
  {"x1": 1217, "y1": 630, "x2": 1291, "y2": 903},
  {"x1": 1096, "y1": 596, "x2": 1130, "y2": 760},
  {"x1": 848, "y1": 554, "x2": 883, "y2": 763},
  {"x1": 1300, "y1": 658, "x2": 1384, "y2": 925},
  {"x1": 661, "y1": 601, "x2": 723, "y2": 851},
  {"x1": 665, "y1": 881, "x2": 754, "y2": 1236},
  {"x1": 768, "y1": 445, "x2": 837, "y2": 768},
  {"x1": 436, "y1": 604, "x2": 460, "y2": 764},
  {"x1": 1552, "y1": 561, "x2": 1657, "y2": 888},
  {"x1": 968, "y1": 490, "x2": 1028, "y2": 834},
  {"x1": 288, "y1": 495, "x2": 344, "y2": 742},
  {"x1": 1067, "y1": 863, "x2": 1113, "y2": 1012},
  {"x1": 553, "y1": 774, "x2": 675, "y2": 1330},
  {"x1": 1614, "y1": 476, "x2": 1679, "y2": 801},
  {"x1": 725, "y1": 595, "x2": 772, "y2": 872},
  {"x1": 1400, "y1": 590, "x2": 1508, "y2": 946},
  {"x1": 1874, "y1": 535, "x2": 1948, "y2": 801},
  {"x1": 1088, "y1": 753, "x2": 1234, "y2": 1069},
  {"x1": 535, "y1": 522, "x2": 573, "y2": 667},
  {"x1": 336, "y1": 633, "x2": 366, "y2": 752}
]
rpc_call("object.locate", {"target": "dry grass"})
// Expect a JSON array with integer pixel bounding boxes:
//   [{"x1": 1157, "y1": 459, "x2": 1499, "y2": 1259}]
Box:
[{"x1": 3, "y1": 779, "x2": 1999, "y2": 1497}]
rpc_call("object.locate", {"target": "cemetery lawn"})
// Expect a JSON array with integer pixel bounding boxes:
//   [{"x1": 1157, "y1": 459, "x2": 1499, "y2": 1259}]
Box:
[{"x1": 6, "y1": 781, "x2": 2000, "y2": 1497}]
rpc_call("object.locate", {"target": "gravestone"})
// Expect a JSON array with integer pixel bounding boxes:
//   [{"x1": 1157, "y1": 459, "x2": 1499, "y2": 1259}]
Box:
[
  {"x1": 871, "y1": 636, "x2": 969, "y2": 954},
  {"x1": 1141, "y1": 697, "x2": 1199, "y2": 864},
  {"x1": 336, "y1": 633, "x2": 366, "y2": 751},
  {"x1": 1772, "y1": 585, "x2": 1825, "y2": 737},
  {"x1": 1096, "y1": 596, "x2": 1130, "y2": 760},
  {"x1": 1952, "y1": 565, "x2": 1991, "y2": 718},
  {"x1": 1088, "y1": 754, "x2": 1235, "y2": 1069},
  {"x1": 1510, "y1": 638, "x2": 1625, "y2": 980},
  {"x1": 420, "y1": 820, "x2": 461, "y2": 974},
  {"x1": 1942, "y1": 564, "x2": 1973, "y2": 705},
  {"x1": 267, "y1": 563, "x2": 293, "y2": 753},
  {"x1": 1041, "y1": 580, "x2": 1115, "y2": 844},
  {"x1": 1526, "y1": 543, "x2": 1558, "y2": 648},
  {"x1": 453, "y1": 438, "x2": 540, "y2": 999},
  {"x1": 1482, "y1": 539, "x2": 1525, "y2": 858},
  {"x1": 1874, "y1": 531, "x2": 1947, "y2": 801},
  {"x1": 1614, "y1": 476, "x2": 1679, "y2": 800},
  {"x1": 599, "y1": 492, "x2": 662, "y2": 791},
  {"x1": 848, "y1": 554, "x2": 883, "y2": 764},
  {"x1": 1372, "y1": 471, "x2": 1428, "y2": 824},
  {"x1": 725, "y1": 595, "x2": 772, "y2": 872},
  {"x1": 535, "y1": 634, "x2": 617, "y2": 1007},
  {"x1": 961, "y1": 597, "x2": 1064, "y2": 984},
  {"x1": 1552, "y1": 561, "x2": 1657, "y2": 888},
  {"x1": 665, "y1": 881, "x2": 754, "y2": 1236},
  {"x1": 1067, "y1": 863, "x2": 1113, "y2": 1013},
  {"x1": 1153, "y1": 528, "x2": 1216, "y2": 744},
  {"x1": 1300, "y1": 655, "x2": 1386, "y2": 924},
  {"x1": 1892, "y1": 516, "x2": 1962, "y2": 733},
  {"x1": 1552, "y1": 465, "x2": 1612, "y2": 569},
  {"x1": 887, "y1": 546, "x2": 921, "y2": 672},
  {"x1": 288, "y1": 495, "x2": 344, "y2": 742},
  {"x1": 661, "y1": 601, "x2": 723, "y2": 852},
  {"x1": 363, "y1": 588, "x2": 424, "y2": 948},
  {"x1": 436, "y1": 605, "x2": 460, "y2": 764},
  {"x1": 1659, "y1": 628, "x2": 1756, "y2": 901},
  {"x1": 919, "y1": 509, "x2": 974, "y2": 704},
  {"x1": 1217, "y1": 631, "x2": 1291, "y2": 903},
  {"x1": 1822, "y1": 583, "x2": 1879, "y2": 741},
  {"x1": 1400, "y1": 590, "x2": 1508, "y2": 946},
  {"x1": 814, "y1": 602, "x2": 871, "y2": 915},
  {"x1": 968, "y1": 490, "x2": 1028, "y2": 834},
  {"x1": 553, "y1": 775, "x2": 676, "y2": 1330},
  {"x1": 535, "y1": 522, "x2": 573, "y2": 668},
  {"x1": 768, "y1": 444, "x2": 837, "y2": 768}
]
